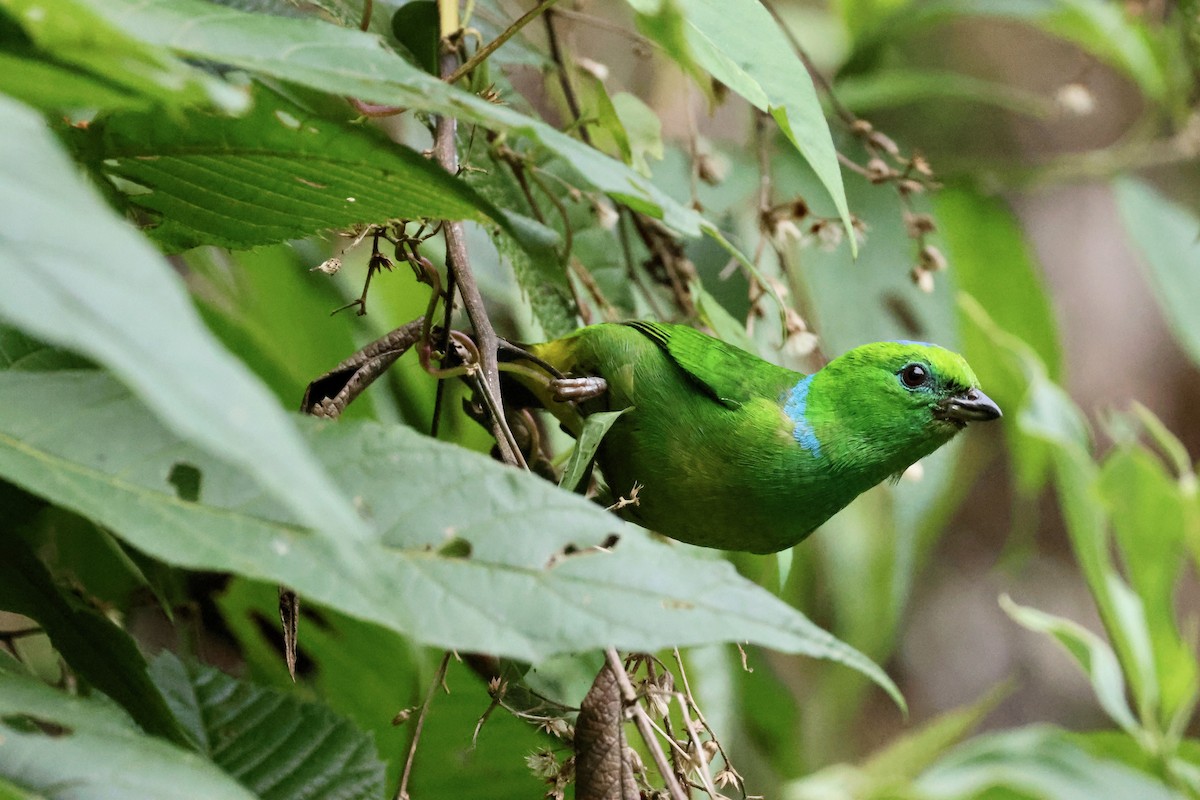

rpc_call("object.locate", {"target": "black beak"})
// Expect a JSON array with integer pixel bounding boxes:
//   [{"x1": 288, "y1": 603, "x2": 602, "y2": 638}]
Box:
[{"x1": 937, "y1": 388, "x2": 1002, "y2": 425}]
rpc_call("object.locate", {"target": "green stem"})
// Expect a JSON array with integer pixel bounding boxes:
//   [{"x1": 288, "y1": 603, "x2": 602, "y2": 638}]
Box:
[{"x1": 444, "y1": 0, "x2": 562, "y2": 85}]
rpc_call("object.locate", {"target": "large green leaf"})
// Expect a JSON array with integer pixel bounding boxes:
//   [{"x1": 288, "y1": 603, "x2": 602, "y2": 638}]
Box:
[
  {"x1": 1114, "y1": 179, "x2": 1200, "y2": 371},
  {"x1": 0, "y1": 0, "x2": 244, "y2": 113},
  {"x1": 217, "y1": 579, "x2": 552, "y2": 797},
  {"x1": 149, "y1": 653, "x2": 386, "y2": 800},
  {"x1": 0, "y1": 535, "x2": 189, "y2": 746},
  {"x1": 937, "y1": 185, "x2": 1062, "y2": 384},
  {"x1": 634, "y1": 0, "x2": 855, "y2": 254},
  {"x1": 1000, "y1": 595, "x2": 1140, "y2": 736},
  {"x1": 0, "y1": 368, "x2": 902, "y2": 705},
  {"x1": 914, "y1": 726, "x2": 1183, "y2": 800},
  {"x1": 851, "y1": 0, "x2": 1167, "y2": 102},
  {"x1": 83, "y1": 0, "x2": 715, "y2": 240},
  {"x1": 784, "y1": 683, "x2": 1007, "y2": 800},
  {"x1": 0, "y1": 93, "x2": 369, "y2": 542},
  {"x1": 0, "y1": 661, "x2": 256, "y2": 800},
  {"x1": 1099, "y1": 444, "x2": 1199, "y2": 724},
  {"x1": 81, "y1": 86, "x2": 505, "y2": 251}
]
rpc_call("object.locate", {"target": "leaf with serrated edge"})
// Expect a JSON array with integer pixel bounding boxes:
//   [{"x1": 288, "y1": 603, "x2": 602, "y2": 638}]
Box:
[
  {"x1": 0, "y1": 369, "x2": 902, "y2": 707},
  {"x1": 86, "y1": 0, "x2": 709, "y2": 238},
  {"x1": 149, "y1": 653, "x2": 386, "y2": 800},
  {"x1": 85, "y1": 87, "x2": 504, "y2": 251}
]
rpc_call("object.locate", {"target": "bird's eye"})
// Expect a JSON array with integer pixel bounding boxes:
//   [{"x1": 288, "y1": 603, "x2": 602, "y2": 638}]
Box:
[{"x1": 899, "y1": 363, "x2": 929, "y2": 388}]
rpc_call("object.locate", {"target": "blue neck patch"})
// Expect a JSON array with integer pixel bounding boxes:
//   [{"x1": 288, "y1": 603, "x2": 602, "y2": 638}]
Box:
[{"x1": 783, "y1": 375, "x2": 821, "y2": 457}]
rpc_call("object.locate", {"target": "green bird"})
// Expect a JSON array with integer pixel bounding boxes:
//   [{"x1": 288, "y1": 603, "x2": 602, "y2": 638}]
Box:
[{"x1": 513, "y1": 320, "x2": 1000, "y2": 554}]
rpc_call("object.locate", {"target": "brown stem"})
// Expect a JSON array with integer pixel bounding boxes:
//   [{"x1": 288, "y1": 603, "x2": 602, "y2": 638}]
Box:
[
  {"x1": 394, "y1": 651, "x2": 452, "y2": 800},
  {"x1": 436, "y1": 50, "x2": 525, "y2": 468},
  {"x1": 543, "y1": 8, "x2": 593, "y2": 147}
]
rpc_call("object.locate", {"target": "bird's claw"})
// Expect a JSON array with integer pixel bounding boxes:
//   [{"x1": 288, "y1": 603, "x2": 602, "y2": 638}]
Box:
[{"x1": 550, "y1": 376, "x2": 608, "y2": 402}]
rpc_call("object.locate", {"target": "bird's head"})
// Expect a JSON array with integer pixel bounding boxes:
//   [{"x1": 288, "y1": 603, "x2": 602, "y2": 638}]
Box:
[{"x1": 794, "y1": 341, "x2": 1000, "y2": 471}]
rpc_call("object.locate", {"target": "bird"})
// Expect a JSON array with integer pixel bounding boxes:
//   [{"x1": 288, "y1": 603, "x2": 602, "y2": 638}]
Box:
[{"x1": 505, "y1": 320, "x2": 1001, "y2": 554}]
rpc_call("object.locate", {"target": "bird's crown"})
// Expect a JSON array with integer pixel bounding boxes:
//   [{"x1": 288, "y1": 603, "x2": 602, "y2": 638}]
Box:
[{"x1": 823, "y1": 340, "x2": 980, "y2": 394}]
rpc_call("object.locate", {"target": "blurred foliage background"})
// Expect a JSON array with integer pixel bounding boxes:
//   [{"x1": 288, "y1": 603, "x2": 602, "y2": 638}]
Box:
[{"x1": 1, "y1": 0, "x2": 1199, "y2": 798}]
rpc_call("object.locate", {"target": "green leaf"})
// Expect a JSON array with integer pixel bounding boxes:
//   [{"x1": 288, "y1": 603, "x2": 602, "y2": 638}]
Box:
[
  {"x1": 83, "y1": 0, "x2": 720, "y2": 241},
  {"x1": 666, "y1": 0, "x2": 855, "y2": 254},
  {"x1": 217, "y1": 579, "x2": 552, "y2": 797},
  {"x1": 0, "y1": 325, "x2": 93, "y2": 372},
  {"x1": 835, "y1": 68, "x2": 1056, "y2": 118},
  {"x1": 0, "y1": 535, "x2": 189, "y2": 746},
  {"x1": 915, "y1": 726, "x2": 1183, "y2": 800},
  {"x1": 1099, "y1": 444, "x2": 1199, "y2": 724},
  {"x1": 0, "y1": 369, "x2": 902, "y2": 705},
  {"x1": 938, "y1": 186, "x2": 1062, "y2": 383},
  {"x1": 1000, "y1": 595, "x2": 1140, "y2": 736},
  {"x1": 1114, "y1": 178, "x2": 1200, "y2": 370},
  {"x1": 612, "y1": 92, "x2": 664, "y2": 176},
  {"x1": 851, "y1": 0, "x2": 1167, "y2": 102},
  {"x1": 559, "y1": 409, "x2": 628, "y2": 492},
  {"x1": 0, "y1": 665, "x2": 257, "y2": 800},
  {"x1": 784, "y1": 682, "x2": 1008, "y2": 800},
  {"x1": 149, "y1": 652, "x2": 386, "y2": 800},
  {"x1": 0, "y1": 93, "x2": 369, "y2": 543},
  {"x1": 0, "y1": 0, "x2": 245, "y2": 113},
  {"x1": 81, "y1": 85, "x2": 504, "y2": 251}
]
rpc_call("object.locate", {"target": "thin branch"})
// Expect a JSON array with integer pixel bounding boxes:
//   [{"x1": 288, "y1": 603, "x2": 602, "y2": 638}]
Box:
[
  {"x1": 604, "y1": 649, "x2": 689, "y2": 800},
  {"x1": 543, "y1": 7, "x2": 593, "y2": 147},
  {"x1": 679, "y1": 700, "x2": 720, "y2": 800},
  {"x1": 394, "y1": 651, "x2": 452, "y2": 800},
  {"x1": 435, "y1": 50, "x2": 525, "y2": 468},
  {"x1": 444, "y1": 0, "x2": 564, "y2": 85},
  {"x1": 673, "y1": 648, "x2": 743, "y2": 792}
]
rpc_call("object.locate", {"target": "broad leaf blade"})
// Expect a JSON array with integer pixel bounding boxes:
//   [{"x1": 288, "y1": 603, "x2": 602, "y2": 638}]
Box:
[
  {"x1": 1000, "y1": 595, "x2": 1139, "y2": 735},
  {"x1": 1114, "y1": 178, "x2": 1200, "y2": 371},
  {"x1": 83, "y1": 0, "x2": 722, "y2": 242},
  {"x1": 668, "y1": 0, "x2": 854, "y2": 254},
  {"x1": 149, "y1": 653, "x2": 386, "y2": 800},
  {"x1": 1, "y1": 0, "x2": 244, "y2": 113},
  {"x1": 0, "y1": 664, "x2": 257, "y2": 800},
  {"x1": 0, "y1": 369, "x2": 901, "y2": 705},
  {"x1": 0, "y1": 536, "x2": 189, "y2": 746},
  {"x1": 83, "y1": 87, "x2": 504, "y2": 251},
  {"x1": 0, "y1": 93, "x2": 369, "y2": 542}
]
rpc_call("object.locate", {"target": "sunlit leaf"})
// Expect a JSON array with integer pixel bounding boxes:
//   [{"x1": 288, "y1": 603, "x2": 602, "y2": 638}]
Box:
[{"x1": 0, "y1": 0, "x2": 245, "y2": 113}]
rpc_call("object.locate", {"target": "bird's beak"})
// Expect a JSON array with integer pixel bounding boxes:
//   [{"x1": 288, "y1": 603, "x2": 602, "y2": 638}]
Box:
[{"x1": 936, "y1": 388, "x2": 1002, "y2": 425}]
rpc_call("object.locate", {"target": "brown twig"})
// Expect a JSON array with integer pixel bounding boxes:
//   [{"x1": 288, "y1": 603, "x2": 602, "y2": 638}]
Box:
[
  {"x1": 435, "y1": 49, "x2": 525, "y2": 468},
  {"x1": 543, "y1": 7, "x2": 592, "y2": 148},
  {"x1": 395, "y1": 651, "x2": 452, "y2": 800}
]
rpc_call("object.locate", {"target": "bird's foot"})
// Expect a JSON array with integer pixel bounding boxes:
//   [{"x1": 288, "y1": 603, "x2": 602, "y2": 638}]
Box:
[{"x1": 550, "y1": 376, "x2": 608, "y2": 402}]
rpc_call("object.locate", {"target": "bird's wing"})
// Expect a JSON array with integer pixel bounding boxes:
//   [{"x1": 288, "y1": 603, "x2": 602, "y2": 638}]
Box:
[{"x1": 624, "y1": 321, "x2": 791, "y2": 409}]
